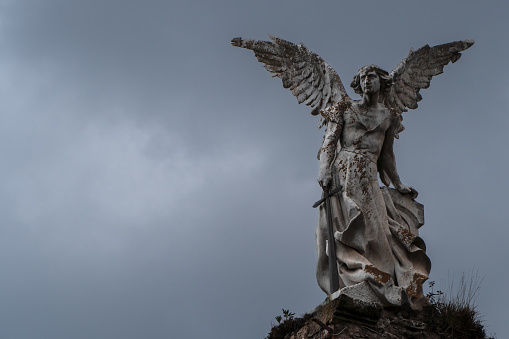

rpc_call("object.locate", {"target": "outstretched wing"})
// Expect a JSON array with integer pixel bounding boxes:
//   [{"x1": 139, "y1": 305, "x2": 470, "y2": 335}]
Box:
[
  {"x1": 232, "y1": 35, "x2": 349, "y2": 115},
  {"x1": 385, "y1": 40, "x2": 474, "y2": 114}
]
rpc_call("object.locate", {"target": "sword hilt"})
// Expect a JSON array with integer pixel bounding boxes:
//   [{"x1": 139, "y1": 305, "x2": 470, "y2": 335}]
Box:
[{"x1": 312, "y1": 185, "x2": 343, "y2": 208}]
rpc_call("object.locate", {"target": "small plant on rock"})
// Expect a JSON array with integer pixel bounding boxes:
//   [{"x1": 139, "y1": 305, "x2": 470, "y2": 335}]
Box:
[
  {"x1": 267, "y1": 309, "x2": 311, "y2": 339},
  {"x1": 274, "y1": 309, "x2": 295, "y2": 324}
]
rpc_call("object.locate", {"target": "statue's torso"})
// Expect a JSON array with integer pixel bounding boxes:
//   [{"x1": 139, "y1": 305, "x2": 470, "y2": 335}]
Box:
[{"x1": 340, "y1": 101, "x2": 393, "y2": 156}]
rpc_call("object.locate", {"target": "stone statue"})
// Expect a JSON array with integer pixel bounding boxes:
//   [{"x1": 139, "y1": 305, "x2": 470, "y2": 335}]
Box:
[{"x1": 232, "y1": 35, "x2": 473, "y2": 309}]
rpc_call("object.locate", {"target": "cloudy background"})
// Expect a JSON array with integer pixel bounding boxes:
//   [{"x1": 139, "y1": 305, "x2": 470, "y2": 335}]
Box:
[{"x1": 0, "y1": 1, "x2": 507, "y2": 338}]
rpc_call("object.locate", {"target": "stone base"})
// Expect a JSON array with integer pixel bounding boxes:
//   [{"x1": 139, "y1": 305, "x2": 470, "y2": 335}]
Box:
[
  {"x1": 329, "y1": 281, "x2": 408, "y2": 309},
  {"x1": 267, "y1": 284, "x2": 488, "y2": 338},
  {"x1": 330, "y1": 281, "x2": 381, "y2": 304},
  {"x1": 270, "y1": 295, "x2": 438, "y2": 339}
]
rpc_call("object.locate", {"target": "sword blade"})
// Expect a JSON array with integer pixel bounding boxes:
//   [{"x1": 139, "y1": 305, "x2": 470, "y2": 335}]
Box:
[{"x1": 324, "y1": 187, "x2": 340, "y2": 294}]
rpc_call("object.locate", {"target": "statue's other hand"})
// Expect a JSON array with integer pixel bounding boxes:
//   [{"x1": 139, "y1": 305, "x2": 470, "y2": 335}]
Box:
[
  {"x1": 396, "y1": 184, "x2": 418, "y2": 199},
  {"x1": 231, "y1": 37, "x2": 243, "y2": 47},
  {"x1": 318, "y1": 168, "x2": 332, "y2": 188}
]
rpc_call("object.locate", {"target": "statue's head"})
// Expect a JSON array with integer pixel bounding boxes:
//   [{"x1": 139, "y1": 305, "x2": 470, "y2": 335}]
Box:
[{"x1": 350, "y1": 65, "x2": 392, "y2": 96}]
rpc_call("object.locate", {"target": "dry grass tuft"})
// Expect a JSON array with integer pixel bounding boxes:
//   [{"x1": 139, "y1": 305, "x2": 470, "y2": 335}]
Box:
[{"x1": 425, "y1": 270, "x2": 493, "y2": 339}]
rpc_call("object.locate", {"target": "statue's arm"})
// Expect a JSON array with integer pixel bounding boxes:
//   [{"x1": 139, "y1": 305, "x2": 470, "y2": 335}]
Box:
[
  {"x1": 317, "y1": 118, "x2": 342, "y2": 188},
  {"x1": 379, "y1": 123, "x2": 418, "y2": 198}
]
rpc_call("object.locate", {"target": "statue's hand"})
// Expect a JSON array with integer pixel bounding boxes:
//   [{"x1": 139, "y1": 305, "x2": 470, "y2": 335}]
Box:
[
  {"x1": 231, "y1": 37, "x2": 243, "y2": 47},
  {"x1": 318, "y1": 167, "x2": 332, "y2": 188},
  {"x1": 396, "y1": 183, "x2": 418, "y2": 199}
]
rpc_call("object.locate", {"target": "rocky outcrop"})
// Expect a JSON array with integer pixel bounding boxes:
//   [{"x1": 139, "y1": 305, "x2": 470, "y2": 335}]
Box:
[{"x1": 266, "y1": 293, "x2": 488, "y2": 339}]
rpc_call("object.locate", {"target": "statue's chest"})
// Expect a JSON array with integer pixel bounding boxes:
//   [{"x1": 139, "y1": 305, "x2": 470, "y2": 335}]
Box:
[{"x1": 343, "y1": 105, "x2": 391, "y2": 133}]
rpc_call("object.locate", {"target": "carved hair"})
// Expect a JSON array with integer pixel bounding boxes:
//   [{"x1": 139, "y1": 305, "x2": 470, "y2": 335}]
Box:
[{"x1": 350, "y1": 65, "x2": 392, "y2": 95}]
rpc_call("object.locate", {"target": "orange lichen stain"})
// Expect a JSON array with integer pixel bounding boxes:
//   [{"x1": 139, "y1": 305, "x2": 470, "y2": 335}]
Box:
[
  {"x1": 320, "y1": 100, "x2": 350, "y2": 122},
  {"x1": 396, "y1": 226, "x2": 415, "y2": 245},
  {"x1": 337, "y1": 99, "x2": 352, "y2": 113},
  {"x1": 405, "y1": 273, "x2": 427, "y2": 298},
  {"x1": 364, "y1": 265, "x2": 391, "y2": 284},
  {"x1": 353, "y1": 155, "x2": 371, "y2": 196},
  {"x1": 320, "y1": 107, "x2": 337, "y2": 122}
]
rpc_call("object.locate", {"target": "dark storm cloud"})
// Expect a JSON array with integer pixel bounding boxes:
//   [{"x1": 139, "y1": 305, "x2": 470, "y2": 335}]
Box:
[{"x1": 0, "y1": 0, "x2": 507, "y2": 338}]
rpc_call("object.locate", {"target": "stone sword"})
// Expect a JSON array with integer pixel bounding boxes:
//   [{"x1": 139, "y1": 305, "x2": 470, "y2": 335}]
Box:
[{"x1": 313, "y1": 185, "x2": 343, "y2": 294}]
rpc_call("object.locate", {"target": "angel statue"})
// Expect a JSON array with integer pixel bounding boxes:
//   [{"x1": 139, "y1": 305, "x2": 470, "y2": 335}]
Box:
[{"x1": 232, "y1": 35, "x2": 473, "y2": 310}]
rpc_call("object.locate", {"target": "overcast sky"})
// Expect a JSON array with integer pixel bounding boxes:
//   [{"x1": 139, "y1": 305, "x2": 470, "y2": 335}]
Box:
[{"x1": 0, "y1": 1, "x2": 507, "y2": 338}]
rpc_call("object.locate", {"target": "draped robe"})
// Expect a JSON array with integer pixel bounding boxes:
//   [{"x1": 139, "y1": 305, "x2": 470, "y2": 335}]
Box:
[{"x1": 316, "y1": 100, "x2": 431, "y2": 309}]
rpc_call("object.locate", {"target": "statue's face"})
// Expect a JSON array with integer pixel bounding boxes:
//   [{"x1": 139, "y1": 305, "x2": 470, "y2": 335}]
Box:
[{"x1": 359, "y1": 70, "x2": 380, "y2": 95}]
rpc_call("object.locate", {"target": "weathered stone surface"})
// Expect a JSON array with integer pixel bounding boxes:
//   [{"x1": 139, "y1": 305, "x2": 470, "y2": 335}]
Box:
[
  {"x1": 332, "y1": 293, "x2": 383, "y2": 326},
  {"x1": 267, "y1": 290, "x2": 491, "y2": 338},
  {"x1": 274, "y1": 297, "x2": 438, "y2": 339},
  {"x1": 330, "y1": 281, "x2": 381, "y2": 305}
]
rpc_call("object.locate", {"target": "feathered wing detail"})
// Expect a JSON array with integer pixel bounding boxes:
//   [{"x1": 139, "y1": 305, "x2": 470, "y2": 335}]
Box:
[
  {"x1": 232, "y1": 35, "x2": 349, "y2": 115},
  {"x1": 385, "y1": 40, "x2": 474, "y2": 114}
]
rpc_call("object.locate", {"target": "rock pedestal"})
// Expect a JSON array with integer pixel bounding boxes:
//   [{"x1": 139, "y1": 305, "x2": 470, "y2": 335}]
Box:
[{"x1": 267, "y1": 293, "x2": 441, "y2": 339}]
